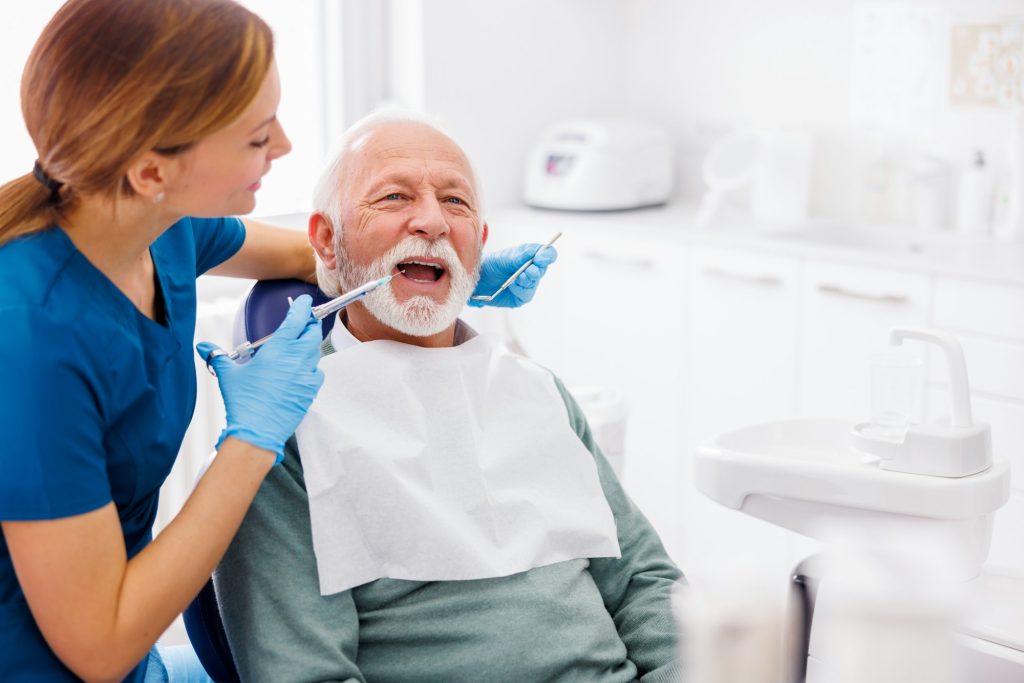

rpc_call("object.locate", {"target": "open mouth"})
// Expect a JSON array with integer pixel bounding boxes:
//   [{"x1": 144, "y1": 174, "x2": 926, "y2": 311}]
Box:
[{"x1": 396, "y1": 259, "x2": 446, "y2": 283}]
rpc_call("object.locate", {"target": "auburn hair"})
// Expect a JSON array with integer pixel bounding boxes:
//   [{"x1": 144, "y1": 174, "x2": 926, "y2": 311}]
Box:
[{"x1": 0, "y1": 0, "x2": 274, "y2": 246}]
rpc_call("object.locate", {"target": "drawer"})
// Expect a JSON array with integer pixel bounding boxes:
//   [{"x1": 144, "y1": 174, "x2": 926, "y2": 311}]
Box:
[
  {"x1": 804, "y1": 261, "x2": 932, "y2": 309},
  {"x1": 934, "y1": 277, "x2": 1024, "y2": 341},
  {"x1": 690, "y1": 246, "x2": 800, "y2": 285},
  {"x1": 929, "y1": 334, "x2": 1024, "y2": 402}
]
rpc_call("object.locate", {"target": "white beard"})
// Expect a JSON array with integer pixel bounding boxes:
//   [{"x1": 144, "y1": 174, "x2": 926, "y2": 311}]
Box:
[{"x1": 337, "y1": 236, "x2": 480, "y2": 337}]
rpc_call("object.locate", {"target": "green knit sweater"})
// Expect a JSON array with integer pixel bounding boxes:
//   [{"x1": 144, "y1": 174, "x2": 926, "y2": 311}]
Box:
[{"x1": 214, "y1": 339, "x2": 685, "y2": 683}]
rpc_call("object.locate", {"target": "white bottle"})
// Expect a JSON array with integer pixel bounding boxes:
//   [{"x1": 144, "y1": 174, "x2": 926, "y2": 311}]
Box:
[
  {"x1": 956, "y1": 150, "x2": 994, "y2": 236},
  {"x1": 909, "y1": 154, "x2": 949, "y2": 234},
  {"x1": 995, "y1": 108, "x2": 1024, "y2": 242}
]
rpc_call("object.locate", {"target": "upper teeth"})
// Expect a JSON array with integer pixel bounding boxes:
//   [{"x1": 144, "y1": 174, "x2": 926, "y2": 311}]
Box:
[{"x1": 403, "y1": 261, "x2": 442, "y2": 270}]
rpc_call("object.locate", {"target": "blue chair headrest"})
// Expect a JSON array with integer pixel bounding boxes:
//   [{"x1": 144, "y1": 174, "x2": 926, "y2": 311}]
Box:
[{"x1": 236, "y1": 278, "x2": 336, "y2": 346}]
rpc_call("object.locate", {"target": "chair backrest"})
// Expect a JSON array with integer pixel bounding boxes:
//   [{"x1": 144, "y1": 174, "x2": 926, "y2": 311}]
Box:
[{"x1": 184, "y1": 278, "x2": 333, "y2": 682}]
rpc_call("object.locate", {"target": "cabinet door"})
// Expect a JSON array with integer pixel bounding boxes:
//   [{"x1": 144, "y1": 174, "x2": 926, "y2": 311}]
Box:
[
  {"x1": 554, "y1": 233, "x2": 688, "y2": 559},
  {"x1": 929, "y1": 276, "x2": 1024, "y2": 571},
  {"x1": 685, "y1": 247, "x2": 801, "y2": 442},
  {"x1": 683, "y1": 247, "x2": 802, "y2": 582},
  {"x1": 798, "y1": 262, "x2": 931, "y2": 421}
]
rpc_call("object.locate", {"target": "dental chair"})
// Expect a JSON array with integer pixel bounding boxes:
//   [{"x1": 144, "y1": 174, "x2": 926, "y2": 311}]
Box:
[{"x1": 183, "y1": 279, "x2": 334, "y2": 682}]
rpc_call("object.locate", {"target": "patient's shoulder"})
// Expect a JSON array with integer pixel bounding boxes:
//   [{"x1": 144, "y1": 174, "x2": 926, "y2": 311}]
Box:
[
  {"x1": 281, "y1": 435, "x2": 306, "y2": 480},
  {"x1": 248, "y1": 435, "x2": 311, "y2": 515},
  {"x1": 230, "y1": 436, "x2": 316, "y2": 566},
  {"x1": 543, "y1": 371, "x2": 588, "y2": 428}
]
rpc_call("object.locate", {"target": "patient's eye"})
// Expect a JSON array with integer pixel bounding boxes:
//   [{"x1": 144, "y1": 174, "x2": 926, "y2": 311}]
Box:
[
  {"x1": 384, "y1": 193, "x2": 403, "y2": 201},
  {"x1": 445, "y1": 196, "x2": 473, "y2": 210}
]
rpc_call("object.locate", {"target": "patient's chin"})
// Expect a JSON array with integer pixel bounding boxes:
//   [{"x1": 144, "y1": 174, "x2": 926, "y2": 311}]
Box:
[
  {"x1": 401, "y1": 301, "x2": 459, "y2": 336},
  {"x1": 366, "y1": 294, "x2": 459, "y2": 338}
]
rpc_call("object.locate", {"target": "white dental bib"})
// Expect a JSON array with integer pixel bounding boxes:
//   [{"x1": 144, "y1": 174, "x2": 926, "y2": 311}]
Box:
[{"x1": 295, "y1": 318, "x2": 620, "y2": 596}]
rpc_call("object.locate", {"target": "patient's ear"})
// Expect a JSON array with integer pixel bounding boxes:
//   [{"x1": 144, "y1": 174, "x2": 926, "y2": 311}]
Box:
[
  {"x1": 481, "y1": 222, "x2": 489, "y2": 247},
  {"x1": 309, "y1": 212, "x2": 338, "y2": 269}
]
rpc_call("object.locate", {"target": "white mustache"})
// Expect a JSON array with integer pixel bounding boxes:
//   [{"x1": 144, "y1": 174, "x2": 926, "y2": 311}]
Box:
[
  {"x1": 376, "y1": 237, "x2": 461, "y2": 276},
  {"x1": 335, "y1": 233, "x2": 481, "y2": 337},
  {"x1": 338, "y1": 236, "x2": 469, "y2": 291}
]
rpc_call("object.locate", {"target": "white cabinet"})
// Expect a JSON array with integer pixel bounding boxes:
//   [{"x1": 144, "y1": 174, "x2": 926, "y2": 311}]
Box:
[
  {"x1": 685, "y1": 247, "x2": 801, "y2": 441},
  {"x1": 933, "y1": 277, "x2": 1024, "y2": 340},
  {"x1": 929, "y1": 276, "x2": 1024, "y2": 569},
  {"x1": 797, "y1": 261, "x2": 931, "y2": 421},
  {"x1": 554, "y1": 233, "x2": 688, "y2": 559},
  {"x1": 682, "y1": 247, "x2": 802, "y2": 581}
]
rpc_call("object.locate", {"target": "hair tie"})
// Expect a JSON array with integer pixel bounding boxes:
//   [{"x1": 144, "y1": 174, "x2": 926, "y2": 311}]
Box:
[{"x1": 32, "y1": 160, "x2": 64, "y2": 204}]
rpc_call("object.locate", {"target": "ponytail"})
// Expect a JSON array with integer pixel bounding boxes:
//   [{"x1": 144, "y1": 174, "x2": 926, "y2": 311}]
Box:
[{"x1": 0, "y1": 172, "x2": 70, "y2": 247}]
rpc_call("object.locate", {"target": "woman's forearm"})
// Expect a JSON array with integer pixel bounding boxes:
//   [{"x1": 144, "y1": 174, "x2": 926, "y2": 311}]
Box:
[
  {"x1": 112, "y1": 438, "x2": 276, "y2": 656},
  {"x1": 211, "y1": 218, "x2": 317, "y2": 282},
  {"x1": 4, "y1": 438, "x2": 275, "y2": 682}
]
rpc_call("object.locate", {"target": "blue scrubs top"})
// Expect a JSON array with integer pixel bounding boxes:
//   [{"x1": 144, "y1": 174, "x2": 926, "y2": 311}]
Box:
[{"x1": 0, "y1": 216, "x2": 245, "y2": 682}]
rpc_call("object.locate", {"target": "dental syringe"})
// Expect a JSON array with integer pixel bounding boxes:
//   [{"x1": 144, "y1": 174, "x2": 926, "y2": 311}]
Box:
[{"x1": 221, "y1": 274, "x2": 395, "y2": 363}]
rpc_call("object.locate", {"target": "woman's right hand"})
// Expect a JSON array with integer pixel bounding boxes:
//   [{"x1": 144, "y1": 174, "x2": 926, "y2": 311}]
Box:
[{"x1": 197, "y1": 294, "x2": 324, "y2": 460}]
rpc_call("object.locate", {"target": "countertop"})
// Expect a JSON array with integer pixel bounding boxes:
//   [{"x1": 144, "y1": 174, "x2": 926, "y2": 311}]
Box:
[{"x1": 488, "y1": 204, "x2": 1024, "y2": 288}]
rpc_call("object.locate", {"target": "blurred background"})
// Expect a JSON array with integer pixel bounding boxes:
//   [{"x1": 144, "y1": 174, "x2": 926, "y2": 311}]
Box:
[{"x1": 5, "y1": 2, "x2": 1024, "y2": 675}]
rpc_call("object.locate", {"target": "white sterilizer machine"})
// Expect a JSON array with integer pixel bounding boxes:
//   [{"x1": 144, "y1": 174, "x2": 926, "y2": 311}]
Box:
[{"x1": 522, "y1": 120, "x2": 673, "y2": 211}]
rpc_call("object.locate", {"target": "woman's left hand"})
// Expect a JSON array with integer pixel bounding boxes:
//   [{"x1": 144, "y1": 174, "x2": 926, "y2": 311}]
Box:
[{"x1": 468, "y1": 242, "x2": 559, "y2": 308}]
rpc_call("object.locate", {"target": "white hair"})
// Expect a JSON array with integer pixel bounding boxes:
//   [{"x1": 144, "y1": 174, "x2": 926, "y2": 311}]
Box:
[{"x1": 311, "y1": 108, "x2": 486, "y2": 297}]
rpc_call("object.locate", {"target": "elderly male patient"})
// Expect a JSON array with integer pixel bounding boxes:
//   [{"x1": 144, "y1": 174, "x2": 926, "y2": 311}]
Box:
[{"x1": 214, "y1": 111, "x2": 684, "y2": 682}]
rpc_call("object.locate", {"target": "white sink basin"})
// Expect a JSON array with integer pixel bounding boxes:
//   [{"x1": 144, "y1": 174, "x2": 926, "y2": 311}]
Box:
[{"x1": 695, "y1": 417, "x2": 1011, "y2": 577}]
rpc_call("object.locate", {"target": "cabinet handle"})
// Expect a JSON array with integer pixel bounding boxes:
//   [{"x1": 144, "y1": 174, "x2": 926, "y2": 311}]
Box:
[
  {"x1": 817, "y1": 283, "x2": 909, "y2": 305},
  {"x1": 700, "y1": 266, "x2": 782, "y2": 287},
  {"x1": 583, "y1": 250, "x2": 655, "y2": 270}
]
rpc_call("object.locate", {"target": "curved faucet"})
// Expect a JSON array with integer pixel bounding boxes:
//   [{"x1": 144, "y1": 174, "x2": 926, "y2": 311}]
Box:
[{"x1": 888, "y1": 326, "x2": 973, "y2": 428}]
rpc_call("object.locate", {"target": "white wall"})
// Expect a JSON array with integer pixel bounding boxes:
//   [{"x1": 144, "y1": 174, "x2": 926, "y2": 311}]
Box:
[
  {"x1": 0, "y1": 3, "x2": 65, "y2": 184},
  {"x1": 239, "y1": 0, "x2": 330, "y2": 215},
  {"x1": 413, "y1": 0, "x2": 629, "y2": 214},
  {"x1": 621, "y1": 0, "x2": 1024, "y2": 225},
  {"x1": 622, "y1": 0, "x2": 854, "y2": 217}
]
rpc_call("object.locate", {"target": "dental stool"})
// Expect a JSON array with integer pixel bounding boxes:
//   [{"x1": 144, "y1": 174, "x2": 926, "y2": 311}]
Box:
[{"x1": 183, "y1": 279, "x2": 334, "y2": 682}]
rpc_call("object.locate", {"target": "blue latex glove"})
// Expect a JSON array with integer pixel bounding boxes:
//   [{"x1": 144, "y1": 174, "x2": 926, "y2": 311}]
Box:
[
  {"x1": 196, "y1": 295, "x2": 325, "y2": 462},
  {"x1": 468, "y1": 242, "x2": 559, "y2": 308}
]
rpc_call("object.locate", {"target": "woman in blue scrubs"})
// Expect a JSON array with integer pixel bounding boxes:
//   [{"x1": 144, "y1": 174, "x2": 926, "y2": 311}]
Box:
[{"x1": 0, "y1": 1, "x2": 555, "y2": 681}]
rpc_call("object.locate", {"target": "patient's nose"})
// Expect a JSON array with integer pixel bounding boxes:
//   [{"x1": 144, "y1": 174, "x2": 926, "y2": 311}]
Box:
[{"x1": 407, "y1": 195, "x2": 450, "y2": 239}]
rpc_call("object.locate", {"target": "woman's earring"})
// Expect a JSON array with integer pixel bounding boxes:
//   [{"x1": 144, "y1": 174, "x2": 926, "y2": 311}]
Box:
[{"x1": 153, "y1": 192, "x2": 165, "y2": 204}]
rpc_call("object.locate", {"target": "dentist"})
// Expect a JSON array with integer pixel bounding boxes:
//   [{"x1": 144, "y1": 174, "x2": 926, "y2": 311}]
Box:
[{"x1": 0, "y1": 1, "x2": 555, "y2": 681}]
